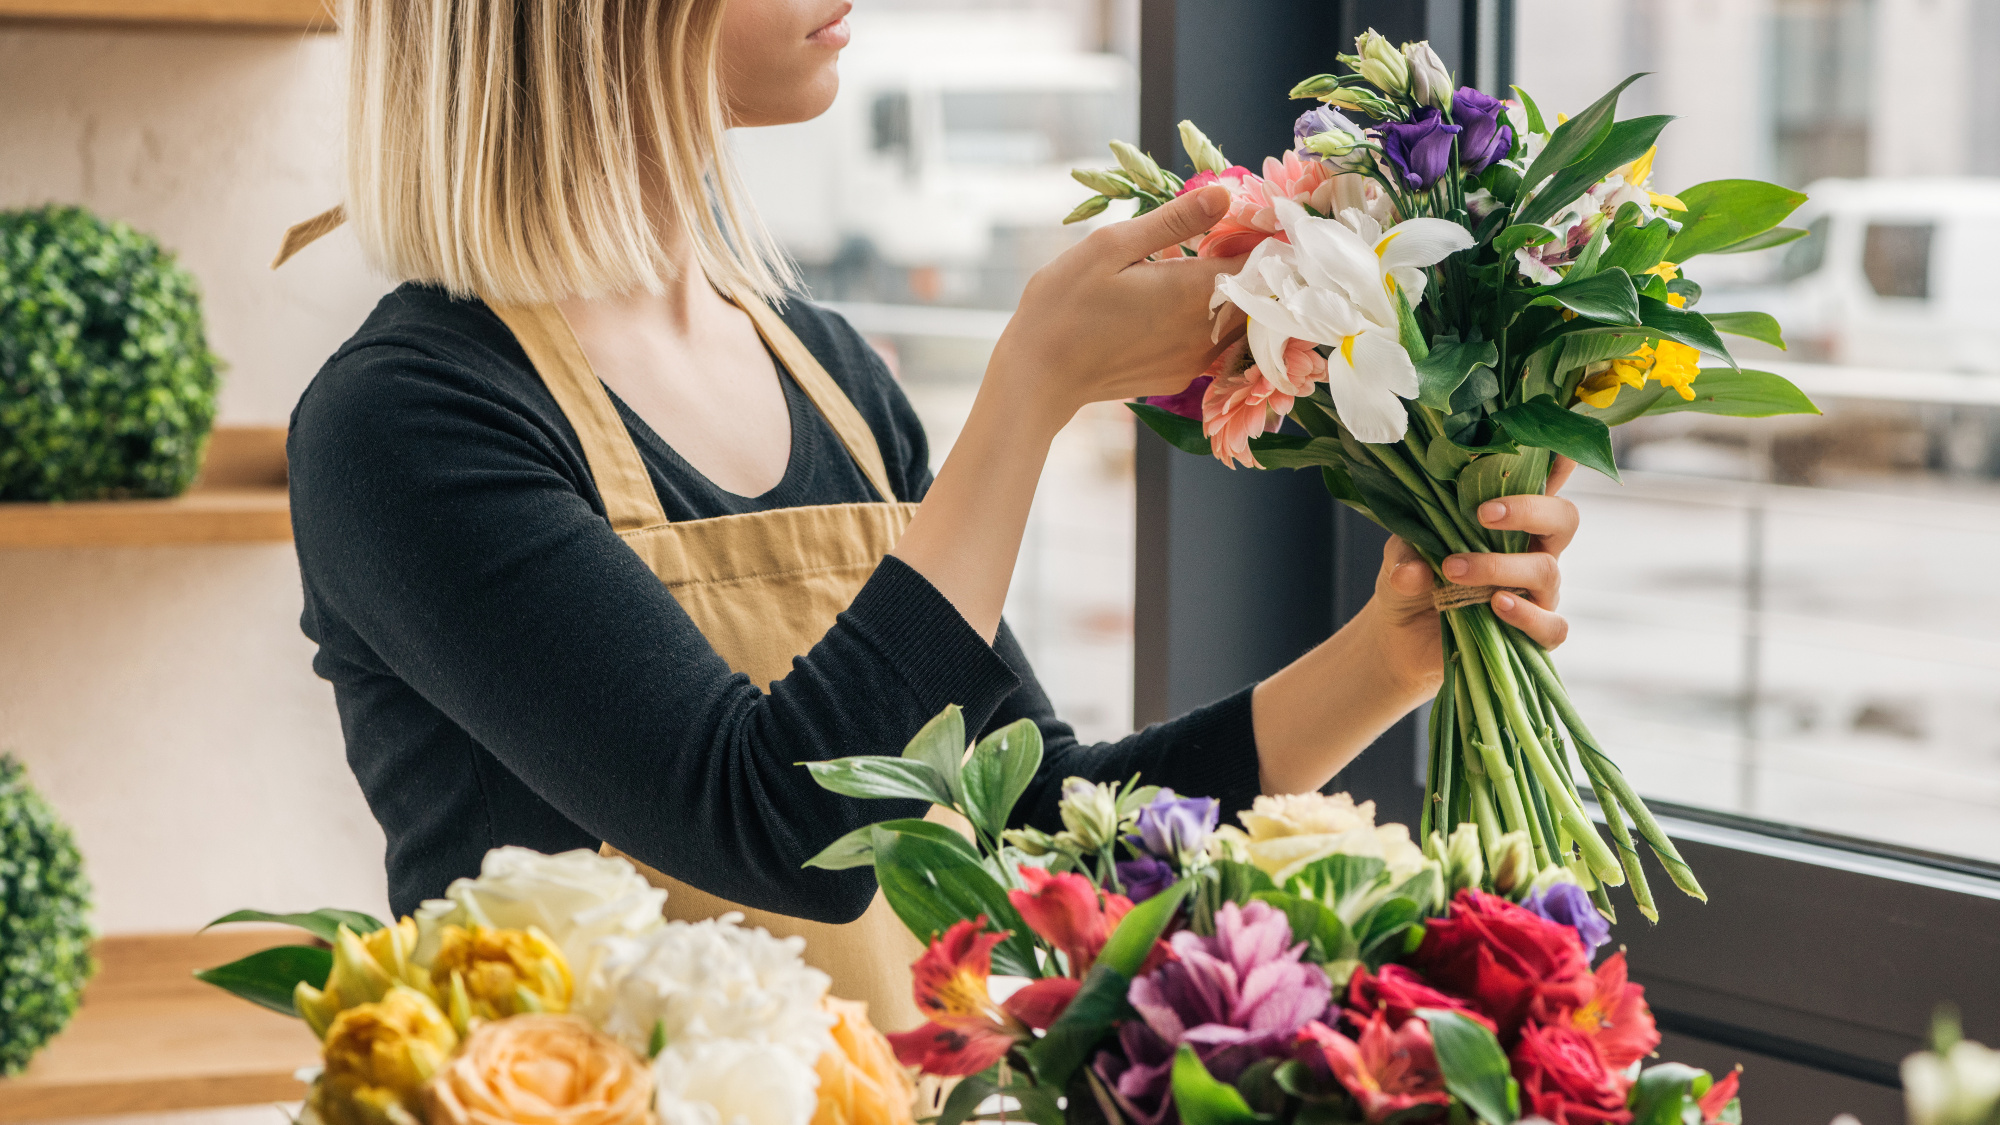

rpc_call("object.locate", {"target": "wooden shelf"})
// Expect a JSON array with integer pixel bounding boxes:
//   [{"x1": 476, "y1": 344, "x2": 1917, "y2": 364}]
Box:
[
  {"x1": 0, "y1": 929, "x2": 322, "y2": 1122},
  {"x1": 0, "y1": 427, "x2": 291, "y2": 548},
  {"x1": 0, "y1": 0, "x2": 331, "y2": 31}
]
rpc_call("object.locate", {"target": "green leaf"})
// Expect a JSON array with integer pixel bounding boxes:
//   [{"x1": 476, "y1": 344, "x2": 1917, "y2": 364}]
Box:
[
  {"x1": 1522, "y1": 115, "x2": 1675, "y2": 229},
  {"x1": 1355, "y1": 897, "x2": 1424, "y2": 963},
  {"x1": 1001, "y1": 1083, "x2": 1067, "y2": 1125},
  {"x1": 203, "y1": 908, "x2": 384, "y2": 944},
  {"x1": 1711, "y1": 225, "x2": 1809, "y2": 255},
  {"x1": 1099, "y1": 878, "x2": 1192, "y2": 976},
  {"x1": 1212, "y1": 859, "x2": 1278, "y2": 904},
  {"x1": 1025, "y1": 963, "x2": 1138, "y2": 1089},
  {"x1": 1172, "y1": 1046, "x2": 1274, "y2": 1125},
  {"x1": 1423, "y1": 432, "x2": 1474, "y2": 481},
  {"x1": 1344, "y1": 456, "x2": 1451, "y2": 562},
  {"x1": 1285, "y1": 854, "x2": 1389, "y2": 914},
  {"x1": 962, "y1": 718, "x2": 1043, "y2": 841},
  {"x1": 801, "y1": 756, "x2": 953, "y2": 806},
  {"x1": 1416, "y1": 338, "x2": 1500, "y2": 411},
  {"x1": 1251, "y1": 890, "x2": 1352, "y2": 964},
  {"x1": 1639, "y1": 296, "x2": 1735, "y2": 365},
  {"x1": 1450, "y1": 364, "x2": 1501, "y2": 415},
  {"x1": 1576, "y1": 366, "x2": 1821, "y2": 427},
  {"x1": 1493, "y1": 398, "x2": 1619, "y2": 481},
  {"x1": 1599, "y1": 219, "x2": 1672, "y2": 278},
  {"x1": 1510, "y1": 85, "x2": 1547, "y2": 135},
  {"x1": 1520, "y1": 74, "x2": 1648, "y2": 205},
  {"x1": 1454, "y1": 449, "x2": 1550, "y2": 553},
  {"x1": 900, "y1": 704, "x2": 967, "y2": 808},
  {"x1": 1529, "y1": 267, "x2": 1641, "y2": 326},
  {"x1": 193, "y1": 945, "x2": 332, "y2": 1017},
  {"x1": 1248, "y1": 435, "x2": 1347, "y2": 471},
  {"x1": 937, "y1": 1070, "x2": 1002, "y2": 1125},
  {"x1": 870, "y1": 828, "x2": 1039, "y2": 976},
  {"x1": 1628, "y1": 1063, "x2": 1708, "y2": 1125},
  {"x1": 1492, "y1": 223, "x2": 1559, "y2": 262},
  {"x1": 804, "y1": 817, "x2": 980, "y2": 871},
  {"x1": 1665, "y1": 179, "x2": 1809, "y2": 261},
  {"x1": 1704, "y1": 310, "x2": 1786, "y2": 350},
  {"x1": 1422, "y1": 1009, "x2": 1514, "y2": 1125},
  {"x1": 1130, "y1": 401, "x2": 1211, "y2": 456}
]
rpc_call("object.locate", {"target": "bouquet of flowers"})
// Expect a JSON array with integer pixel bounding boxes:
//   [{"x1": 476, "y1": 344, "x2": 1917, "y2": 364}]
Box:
[
  {"x1": 806, "y1": 705, "x2": 1744, "y2": 1125},
  {"x1": 1065, "y1": 32, "x2": 1823, "y2": 921},
  {"x1": 197, "y1": 847, "x2": 917, "y2": 1125},
  {"x1": 1899, "y1": 1008, "x2": 2000, "y2": 1125}
]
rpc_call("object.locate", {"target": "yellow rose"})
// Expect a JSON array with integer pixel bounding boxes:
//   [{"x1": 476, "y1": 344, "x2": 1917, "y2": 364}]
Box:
[
  {"x1": 426, "y1": 1015, "x2": 652, "y2": 1125},
  {"x1": 312, "y1": 985, "x2": 459, "y2": 1125},
  {"x1": 1219, "y1": 791, "x2": 1431, "y2": 887},
  {"x1": 428, "y1": 925, "x2": 573, "y2": 1031},
  {"x1": 297, "y1": 919, "x2": 434, "y2": 1041},
  {"x1": 813, "y1": 997, "x2": 917, "y2": 1125}
]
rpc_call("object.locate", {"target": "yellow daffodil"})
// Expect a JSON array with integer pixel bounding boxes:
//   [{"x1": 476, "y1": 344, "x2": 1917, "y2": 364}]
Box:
[
  {"x1": 1618, "y1": 146, "x2": 1686, "y2": 212},
  {"x1": 311, "y1": 985, "x2": 458, "y2": 1125},
  {"x1": 1649, "y1": 339, "x2": 1703, "y2": 400},
  {"x1": 296, "y1": 919, "x2": 433, "y2": 1041},
  {"x1": 426, "y1": 924, "x2": 573, "y2": 1032}
]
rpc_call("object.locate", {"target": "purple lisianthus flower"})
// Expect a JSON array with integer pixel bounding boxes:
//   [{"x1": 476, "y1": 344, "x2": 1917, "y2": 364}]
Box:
[
  {"x1": 1377, "y1": 106, "x2": 1462, "y2": 190},
  {"x1": 1117, "y1": 855, "x2": 1177, "y2": 903},
  {"x1": 1141, "y1": 375, "x2": 1210, "y2": 421},
  {"x1": 1524, "y1": 881, "x2": 1612, "y2": 958},
  {"x1": 1093, "y1": 900, "x2": 1333, "y2": 1124},
  {"x1": 1133, "y1": 790, "x2": 1218, "y2": 866},
  {"x1": 1452, "y1": 87, "x2": 1515, "y2": 173},
  {"x1": 1293, "y1": 105, "x2": 1363, "y2": 146}
]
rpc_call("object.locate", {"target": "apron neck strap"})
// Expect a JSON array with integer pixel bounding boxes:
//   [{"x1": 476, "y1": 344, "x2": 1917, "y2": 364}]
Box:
[{"x1": 488, "y1": 295, "x2": 899, "y2": 533}]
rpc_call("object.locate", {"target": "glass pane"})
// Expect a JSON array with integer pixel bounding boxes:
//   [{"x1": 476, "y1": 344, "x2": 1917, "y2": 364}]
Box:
[
  {"x1": 732, "y1": 2, "x2": 1140, "y2": 742},
  {"x1": 1517, "y1": 0, "x2": 2000, "y2": 865}
]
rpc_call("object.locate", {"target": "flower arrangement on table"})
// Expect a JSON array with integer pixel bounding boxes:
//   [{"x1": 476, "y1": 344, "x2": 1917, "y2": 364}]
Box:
[
  {"x1": 805, "y1": 705, "x2": 1744, "y2": 1125},
  {"x1": 1066, "y1": 31, "x2": 1824, "y2": 922},
  {"x1": 196, "y1": 847, "x2": 916, "y2": 1125}
]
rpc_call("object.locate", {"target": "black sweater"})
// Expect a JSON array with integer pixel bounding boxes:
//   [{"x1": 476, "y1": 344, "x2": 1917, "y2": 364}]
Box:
[{"x1": 289, "y1": 283, "x2": 1261, "y2": 921}]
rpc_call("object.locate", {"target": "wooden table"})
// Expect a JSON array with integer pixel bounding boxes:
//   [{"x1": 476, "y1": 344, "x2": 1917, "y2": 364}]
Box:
[{"x1": 0, "y1": 930, "x2": 322, "y2": 1122}]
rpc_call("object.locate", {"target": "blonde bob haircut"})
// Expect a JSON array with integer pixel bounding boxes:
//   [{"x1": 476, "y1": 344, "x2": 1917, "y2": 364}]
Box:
[{"x1": 342, "y1": 0, "x2": 794, "y2": 305}]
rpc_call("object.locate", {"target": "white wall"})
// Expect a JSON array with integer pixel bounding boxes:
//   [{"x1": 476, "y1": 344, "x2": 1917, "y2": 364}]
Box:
[{"x1": 0, "y1": 25, "x2": 394, "y2": 932}]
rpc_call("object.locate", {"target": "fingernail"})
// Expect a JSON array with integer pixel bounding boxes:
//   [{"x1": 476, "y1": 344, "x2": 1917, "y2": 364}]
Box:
[
  {"x1": 1198, "y1": 185, "x2": 1227, "y2": 219},
  {"x1": 1443, "y1": 557, "x2": 1469, "y2": 579},
  {"x1": 1481, "y1": 501, "x2": 1507, "y2": 524},
  {"x1": 1494, "y1": 593, "x2": 1516, "y2": 611}
]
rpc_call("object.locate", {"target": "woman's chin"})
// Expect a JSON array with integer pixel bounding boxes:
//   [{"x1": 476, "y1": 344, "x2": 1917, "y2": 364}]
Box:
[{"x1": 728, "y1": 73, "x2": 839, "y2": 129}]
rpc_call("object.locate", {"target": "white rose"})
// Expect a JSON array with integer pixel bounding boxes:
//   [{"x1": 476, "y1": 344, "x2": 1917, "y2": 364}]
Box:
[
  {"x1": 653, "y1": 1038, "x2": 821, "y2": 1125},
  {"x1": 414, "y1": 847, "x2": 666, "y2": 994},
  {"x1": 581, "y1": 914, "x2": 834, "y2": 1067}
]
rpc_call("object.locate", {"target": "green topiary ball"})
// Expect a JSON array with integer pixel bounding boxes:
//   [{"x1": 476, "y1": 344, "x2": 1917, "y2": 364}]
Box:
[
  {"x1": 0, "y1": 754, "x2": 95, "y2": 1075},
  {"x1": 0, "y1": 205, "x2": 223, "y2": 501}
]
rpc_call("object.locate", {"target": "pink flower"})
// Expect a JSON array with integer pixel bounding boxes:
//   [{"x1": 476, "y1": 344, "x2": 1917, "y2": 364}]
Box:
[
  {"x1": 1180, "y1": 166, "x2": 1280, "y2": 258},
  {"x1": 1298, "y1": 1013, "x2": 1451, "y2": 1124},
  {"x1": 1008, "y1": 866, "x2": 1131, "y2": 978},
  {"x1": 886, "y1": 918, "x2": 1056, "y2": 1076},
  {"x1": 1261, "y1": 150, "x2": 1338, "y2": 217},
  {"x1": 1201, "y1": 338, "x2": 1324, "y2": 469}
]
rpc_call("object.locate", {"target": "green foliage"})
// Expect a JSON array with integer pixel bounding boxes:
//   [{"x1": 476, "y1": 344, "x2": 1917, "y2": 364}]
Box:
[
  {"x1": 0, "y1": 754, "x2": 96, "y2": 1075},
  {"x1": 1576, "y1": 368, "x2": 1821, "y2": 427},
  {"x1": 1422, "y1": 1009, "x2": 1518, "y2": 1125},
  {"x1": 192, "y1": 944, "x2": 331, "y2": 1017},
  {"x1": 1026, "y1": 879, "x2": 1192, "y2": 1089},
  {"x1": 0, "y1": 205, "x2": 222, "y2": 501},
  {"x1": 1664, "y1": 180, "x2": 1809, "y2": 261},
  {"x1": 204, "y1": 907, "x2": 384, "y2": 944},
  {"x1": 1172, "y1": 1046, "x2": 1275, "y2": 1125},
  {"x1": 1130, "y1": 401, "x2": 1212, "y2": 456},
  {"x1": 1493, "y1": 398, "x2": 1619, "y2": 481}
]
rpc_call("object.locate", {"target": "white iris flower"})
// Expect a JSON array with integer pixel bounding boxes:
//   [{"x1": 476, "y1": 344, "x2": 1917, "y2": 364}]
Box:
[{"x1": 1212, "y1": 198, "x2": 1473, "y2": 444}]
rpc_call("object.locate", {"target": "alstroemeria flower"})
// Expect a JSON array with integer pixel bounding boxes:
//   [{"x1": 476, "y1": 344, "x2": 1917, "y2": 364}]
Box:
[
  {"x1": 1697, "y1": 1068, "x2": 1741, "y2": 1124},
  {"x1": 1532, "y1": 951, "x2": 1659, "y2": 1071},
  {"x1": 1211, "y1": 199, "x2": 1473, "y2": 443},
  {"x1": 885, "y1": 918, "x2": 1065, "y2": 1076},
  {"x1": 1009, "y1": 866, "x2": 1133, "y2": 978},
  {"x1": 1298, "y1": 1014, "x2": 1451, "y2": 1123}
]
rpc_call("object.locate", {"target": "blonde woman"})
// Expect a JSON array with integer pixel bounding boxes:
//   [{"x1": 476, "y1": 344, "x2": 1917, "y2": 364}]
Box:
[{"x1": 287, "y1": 0, "x2": 1581, "y2": 1027}]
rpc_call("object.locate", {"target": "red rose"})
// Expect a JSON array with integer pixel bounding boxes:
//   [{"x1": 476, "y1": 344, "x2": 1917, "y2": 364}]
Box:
[
  {"x1": 1408, "y1": 890, "x2": 1592, "y2": 1040},
  {"x1": 1346, "y1": 964, "x2": 1495, "y2": 1034},
  {"x1": 1512, "y1": 1023, "x2": 1633, "y2": 1125}
]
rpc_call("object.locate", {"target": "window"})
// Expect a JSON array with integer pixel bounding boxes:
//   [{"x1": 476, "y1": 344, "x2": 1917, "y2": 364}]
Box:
[
  {"x1": 1861, "y1": 222, "x2": 1933, "y2": 299},
  {"x1": 940, "y1": 89, "x2": 1129, "y2": 167},
  {"x1": 1777, "y1": 215, "x2": 1829, "y2": 282}
]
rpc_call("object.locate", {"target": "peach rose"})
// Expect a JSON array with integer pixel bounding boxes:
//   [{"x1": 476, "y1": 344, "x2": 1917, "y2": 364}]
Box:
[
  {"x1": 812, "y1": 997, "x2": 917, "y2": 1125},
  {"x1": 426, "y1": 1015, "x2": 652, "y2": 1125}
]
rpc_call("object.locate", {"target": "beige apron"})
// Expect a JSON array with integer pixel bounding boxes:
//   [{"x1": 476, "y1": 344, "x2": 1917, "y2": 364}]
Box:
[{"x1": 486, "y1": 299, "x2": 940, "y2": 1032}]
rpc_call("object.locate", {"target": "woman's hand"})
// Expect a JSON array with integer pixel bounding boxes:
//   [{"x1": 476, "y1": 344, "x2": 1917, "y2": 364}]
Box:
[
  {"x1": 988, "y1": 184, "x2": 1242, "y2": 435},
  {"x1": 1251, "y1": 456, "x2": 1582, "y2": 795}
]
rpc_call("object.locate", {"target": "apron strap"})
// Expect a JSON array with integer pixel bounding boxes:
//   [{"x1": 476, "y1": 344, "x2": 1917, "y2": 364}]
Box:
[
  {"x1": 488, "y1": 303, "x2": 670, "y2": 533},
  {"x1": 732, "y1": 297, "x2": 900, "y2": 504}
]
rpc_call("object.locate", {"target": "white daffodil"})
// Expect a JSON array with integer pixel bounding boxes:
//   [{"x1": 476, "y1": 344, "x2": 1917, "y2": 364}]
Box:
[{"x1": 1211, "y1": 198, "x2": 1473, "y2": 443}]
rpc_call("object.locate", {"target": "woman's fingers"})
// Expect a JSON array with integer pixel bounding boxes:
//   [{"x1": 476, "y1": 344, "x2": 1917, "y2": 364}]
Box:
[
  {"x1": 1441, "y1": 550, "x2": 1560, "y2": 609},
  {"x1": 1105, "y1": 184, "x2": 1228, "y2": 263},
  {"x1": 1381, "y1": 534, "x2": 1431, "y2": 601},
  {"x1": 1476, "y1": 493, "x2": 1579, "y2": 557},
  {"x1": 1490, "y1": 589, "x2": 1570, "y2": 650},
  {"x1": 1546, "y1": 454, "x2": 1577, "y2": 496}
]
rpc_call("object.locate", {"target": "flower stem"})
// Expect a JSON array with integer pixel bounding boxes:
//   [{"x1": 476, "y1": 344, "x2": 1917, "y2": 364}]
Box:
[{"x1": 1444, "y1": 609, "x2": 1534, "y2": 840}]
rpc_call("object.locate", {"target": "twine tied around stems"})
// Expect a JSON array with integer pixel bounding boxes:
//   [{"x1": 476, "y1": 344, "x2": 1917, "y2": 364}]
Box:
[{"x1": 1431, "y1": 583, "x2": 1530, "y2": 612}]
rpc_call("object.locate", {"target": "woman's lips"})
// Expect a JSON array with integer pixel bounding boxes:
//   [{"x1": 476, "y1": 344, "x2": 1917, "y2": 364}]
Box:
[{"x1": 808, "y1": 7, "x2": 851, "y2": 48}]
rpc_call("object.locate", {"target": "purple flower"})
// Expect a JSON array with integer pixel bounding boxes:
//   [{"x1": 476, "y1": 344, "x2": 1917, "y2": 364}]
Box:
[
  {"x1": 1524, "y1": 882, "x2": 1611, "y2": 959},
  {"x1": 1117, "y1": 855, "x2": 1177, "y2": 903},
  {"x1": 1293, "y1": 105, "x2": 1363, "y2": 146},
  {"x1": 1142, "y1": 375, "x2": 1210, "y2": 421},
  {"x1": 1452, "y1": 87, "x2": 1514, "y2": 173},
  {"x1": 1377, "y1": 107, "x2": 1462, "y2": 190},
  {"x1": 1134, "y1": 790, "x2": 1218, "y2": 866},
  {"x1": 1093, "y1": 900, "x2": 1333, "y2": 1123}
]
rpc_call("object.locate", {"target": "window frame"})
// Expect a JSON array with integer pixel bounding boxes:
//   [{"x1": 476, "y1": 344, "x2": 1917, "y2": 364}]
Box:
[{"x1": 1132, "y1": 0, "x2": 2000, "y2": 1108}]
